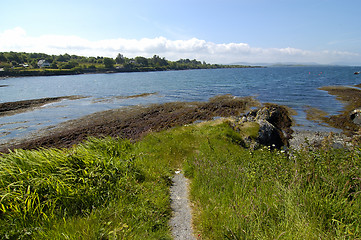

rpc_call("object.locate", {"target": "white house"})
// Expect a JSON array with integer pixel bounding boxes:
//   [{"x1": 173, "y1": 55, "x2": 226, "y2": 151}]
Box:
[{"x1": 37, "y1": 60, "x2": 51, "y2": 68}]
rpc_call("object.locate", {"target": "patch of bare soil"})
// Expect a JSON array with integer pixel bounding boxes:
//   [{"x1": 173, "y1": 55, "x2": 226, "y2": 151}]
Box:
[{"x1": 0, "y1": 95, "x2": 260, "y2": 153}]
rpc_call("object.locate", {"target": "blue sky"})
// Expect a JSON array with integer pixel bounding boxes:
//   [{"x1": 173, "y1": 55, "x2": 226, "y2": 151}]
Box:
[{"x1": 1, "y1": 0, "x2": 361, "y2": 65}]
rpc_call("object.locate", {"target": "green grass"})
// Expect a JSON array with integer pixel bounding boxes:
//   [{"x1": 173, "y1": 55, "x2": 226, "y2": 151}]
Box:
[
  {"x1": 0, "y1": 137, "x2": 174, "y2": 239},
  {"x1": 1, "y1": 120, "x2": 360, "y2": 239},
  {"x1": 183, "y1": 130, "x2": 361, "y2": 239}
]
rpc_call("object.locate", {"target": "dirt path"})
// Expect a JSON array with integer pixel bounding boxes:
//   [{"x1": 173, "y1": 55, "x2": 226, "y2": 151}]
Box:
[{"x1": 170, "y1": 170, "x2": 196, "y2": 240}]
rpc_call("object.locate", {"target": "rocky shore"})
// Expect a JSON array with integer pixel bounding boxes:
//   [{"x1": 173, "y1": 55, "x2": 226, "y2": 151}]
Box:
[
  {"x1": 1, "y1": 85, "x2": 361, "y2": 153},
  {"x1": 289, "y1": 130, "x2": 351, "y2": 150}
]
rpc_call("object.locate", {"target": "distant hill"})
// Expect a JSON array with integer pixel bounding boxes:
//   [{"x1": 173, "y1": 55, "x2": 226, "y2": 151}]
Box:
[{"x1": 229, "y1": 61, "x2": 354, "y2": 67}]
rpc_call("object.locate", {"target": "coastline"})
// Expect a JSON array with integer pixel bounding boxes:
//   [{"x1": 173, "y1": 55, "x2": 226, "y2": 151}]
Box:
[
  {"x1": 0, "y1": 95, "x2": 261, "y2": 153},
  {"x1": 1, "y1": 83, "x2": 361, "y2": 152},
  {"x1": 0, "y1": 102, "x2": 354, "y2": 154}
]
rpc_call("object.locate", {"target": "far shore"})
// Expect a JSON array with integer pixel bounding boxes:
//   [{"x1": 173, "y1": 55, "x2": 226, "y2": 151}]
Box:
[{"x1": 0, "y1": 65, "x2": 263, "y2": 79}]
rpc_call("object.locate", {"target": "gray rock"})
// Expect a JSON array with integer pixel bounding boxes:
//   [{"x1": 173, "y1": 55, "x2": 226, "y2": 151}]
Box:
[
  {"x1": 237, "y1": 104, "x2": 293, "y2": 149},
  {"x1": 350, "y1": 109, "x2": 361, "y2": 126},
  {"x1": 257, "y1": 120, "x2": 284, "y2": 148}
]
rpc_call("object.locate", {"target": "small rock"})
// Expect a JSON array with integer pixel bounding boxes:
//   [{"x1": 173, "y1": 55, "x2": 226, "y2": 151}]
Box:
[{"x1": 350, "y1": 109, "x2": 361, "y2": 126}]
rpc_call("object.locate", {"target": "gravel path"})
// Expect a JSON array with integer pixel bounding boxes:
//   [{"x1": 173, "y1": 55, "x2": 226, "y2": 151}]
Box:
[{"x1": 170, "y1": 171, "x2": 196, "y2": 240}]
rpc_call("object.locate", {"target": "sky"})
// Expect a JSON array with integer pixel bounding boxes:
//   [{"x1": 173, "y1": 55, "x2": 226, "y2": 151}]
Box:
[{"x1": 1, "y1": 0, "x2": 361, "y2": 65}]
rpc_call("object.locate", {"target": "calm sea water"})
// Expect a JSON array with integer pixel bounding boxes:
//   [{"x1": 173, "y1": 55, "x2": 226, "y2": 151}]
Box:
[{"x1": 1, "y1": 66, "x2": 360, "y2": 142}]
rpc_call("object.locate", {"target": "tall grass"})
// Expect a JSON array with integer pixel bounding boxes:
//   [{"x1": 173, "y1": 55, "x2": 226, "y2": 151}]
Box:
[
  {"x1": 1, "y1": 120, "x2": 360, "y2": 239},
  {"x1": 0, "y1": 137, "x2": 174, "y2": 239}
]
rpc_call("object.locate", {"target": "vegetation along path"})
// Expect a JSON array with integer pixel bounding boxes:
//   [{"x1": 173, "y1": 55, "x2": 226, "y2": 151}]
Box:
[{"x1": 170, "y1": 170, "x2": 196, "y2": 240}]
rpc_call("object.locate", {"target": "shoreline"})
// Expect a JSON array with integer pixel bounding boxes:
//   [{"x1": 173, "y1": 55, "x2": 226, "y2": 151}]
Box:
[
  {"x1": 0, "y1": 106, "x2": 353, "y2": 155},
  {"x1": 0, "y1": 95, "x2": 261, "y2": 153},
  {"x1": 2, "y1": 83, "x2": 361, "y2": 152}
]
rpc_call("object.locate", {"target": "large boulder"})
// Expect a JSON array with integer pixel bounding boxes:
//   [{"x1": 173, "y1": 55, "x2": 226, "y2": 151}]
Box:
[
  {"x1": 257, "y1": 120, "x2": 285, "y2": 148},
  {"x1": 237, "y1": 104, "x2": 293, "y2": 149}
]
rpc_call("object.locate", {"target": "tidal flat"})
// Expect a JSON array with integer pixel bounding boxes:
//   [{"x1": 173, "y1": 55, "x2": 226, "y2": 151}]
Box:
[
  {"x1": 0, "y1": 95, "x2": 260, "y2": 153},
  {"x1": 312, "y1": 85, "x2": 361, "y2": 135},
  {"x1": 2, "y1": 86, "x2": 361, "y2": 153},
  {"x1": 0, "y1": 95, "x2": 86, "y2": 117}
]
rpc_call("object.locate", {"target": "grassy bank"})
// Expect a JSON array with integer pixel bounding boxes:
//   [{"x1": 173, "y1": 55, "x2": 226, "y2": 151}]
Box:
[{"x1": 1, "y1": 120, "x2": 360, "y2": 239}]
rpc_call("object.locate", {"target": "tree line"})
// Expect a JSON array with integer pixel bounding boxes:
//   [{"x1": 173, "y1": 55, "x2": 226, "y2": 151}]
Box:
[{"x1": 0, "y1": 51, "x2": 258, "y2": 76}]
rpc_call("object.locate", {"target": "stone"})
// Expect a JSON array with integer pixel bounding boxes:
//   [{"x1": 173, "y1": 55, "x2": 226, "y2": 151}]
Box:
[
  {"x1": 257, "y1": 120, "x2": 285, "y2": 148},
  {"x1": 350, "y1": 109, "x2": 361, "y2": 126},
  {"x1": 237, "y1": 104, "x2": 293, "y2": 149}
]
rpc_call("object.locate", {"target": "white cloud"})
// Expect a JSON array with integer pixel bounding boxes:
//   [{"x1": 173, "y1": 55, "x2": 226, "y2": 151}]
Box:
[{"x1": 0, "y1": 27, "x2": 360, "y2": 65}]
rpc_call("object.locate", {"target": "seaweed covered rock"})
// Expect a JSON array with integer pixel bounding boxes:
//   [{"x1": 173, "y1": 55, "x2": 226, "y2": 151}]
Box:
[{"x1": 236, "y1": 104, "x2": 294, "y2": 149}]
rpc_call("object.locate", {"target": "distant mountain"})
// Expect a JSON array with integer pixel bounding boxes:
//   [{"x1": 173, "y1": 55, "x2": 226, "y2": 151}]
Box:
[
  {"x1": 228, "y1": 62, "x2": 269, "y2": 66},
  {"x1": 329, "y1": 61, "x2": 361, "y2": 67},
  {"x1": 229, "y1": 62, "x2": 356, "y2": 67}
]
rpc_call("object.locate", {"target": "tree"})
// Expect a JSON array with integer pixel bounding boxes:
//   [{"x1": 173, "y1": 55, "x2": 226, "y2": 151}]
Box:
[
  {"x1": 88, "y1": 57, "x2": 96, "y2": 63},
  {"x1": 115, "y1": 53, "x2": 125, "y2": 64},
  {"x1": 0, "y1": 53, "x2": 7, "y2": 62},
  {"x1": 135, "y1": 56, "x2": 148, "y2": 66},
  {"x1": 61, "y1": 61, "x2": 78, "y2": 69},
  {"x1": 7, "y1": 52, "x2": 21, "y2": 63},
  {"x1": 103, "y1": 57, "x2": 116, "y2": 68},
  {"x1": 51, "y1": 62, "x2": 58, "y2": 69},
  {"x1": 151, "y1": 55, "x2": 168, "y2": 67},
  {"x1": 56, "y1": 55, "x2": 67, "y2": 62}
]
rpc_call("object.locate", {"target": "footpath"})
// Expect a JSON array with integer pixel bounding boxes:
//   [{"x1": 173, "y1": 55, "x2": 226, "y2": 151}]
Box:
[{"x1": 169, "y1": 171, "x2": 196, "y2": 240}]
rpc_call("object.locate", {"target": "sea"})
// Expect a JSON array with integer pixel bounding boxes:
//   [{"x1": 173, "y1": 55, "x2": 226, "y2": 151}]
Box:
[{"x1": 1, "y1": 66, "x2": 360, "y2": 143}]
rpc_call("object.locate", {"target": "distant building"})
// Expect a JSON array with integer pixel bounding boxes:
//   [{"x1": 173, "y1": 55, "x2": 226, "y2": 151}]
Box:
[{"x1": 37, "y1": 60, "x2": 50, "y2": 68}]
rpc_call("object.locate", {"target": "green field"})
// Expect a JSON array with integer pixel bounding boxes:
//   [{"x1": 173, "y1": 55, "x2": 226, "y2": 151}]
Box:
[{"x1": 1, "y1": 120, "x2": 360, "y2": 239}]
